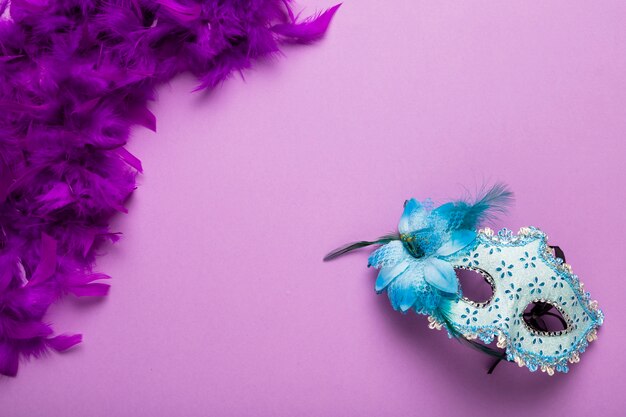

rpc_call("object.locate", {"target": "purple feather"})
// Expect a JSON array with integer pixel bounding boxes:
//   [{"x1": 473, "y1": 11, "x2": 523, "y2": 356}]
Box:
[
  {"x1": 0, "y1": 0, "x2": 339, "y2": 376},
  {"x1": 47, "y1": 334, "x2": 83, "y2": 352},
  {"x1": 272, "y1": 3, "x2": 341, "y2": 43},
  {"x1": 29, "y1": 234, "x2": 57, "y2": 286}
]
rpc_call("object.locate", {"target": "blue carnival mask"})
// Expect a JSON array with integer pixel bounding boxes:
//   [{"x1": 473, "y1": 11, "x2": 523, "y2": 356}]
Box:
[{"x1": 325, "y1": 185, "x2": 603, "y2": 375}]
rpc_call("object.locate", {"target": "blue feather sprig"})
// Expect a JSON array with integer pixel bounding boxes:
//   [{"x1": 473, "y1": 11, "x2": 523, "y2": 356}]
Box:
[{"x1": 432, "y1": 183, "x2": 514, "y2": 233}]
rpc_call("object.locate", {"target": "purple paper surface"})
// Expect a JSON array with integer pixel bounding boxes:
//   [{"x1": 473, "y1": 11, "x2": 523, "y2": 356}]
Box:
[{"x1": 1, "y1": 1, "x2": 624, "y2": 415}]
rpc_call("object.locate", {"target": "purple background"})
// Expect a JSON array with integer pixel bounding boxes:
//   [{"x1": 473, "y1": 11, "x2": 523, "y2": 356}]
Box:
[{"x1": 2, "y1": 1, "x2": 625, "y2": 415}]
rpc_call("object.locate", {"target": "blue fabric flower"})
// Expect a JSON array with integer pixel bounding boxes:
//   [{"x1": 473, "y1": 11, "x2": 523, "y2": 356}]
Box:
[{"x1": 368, "y1": 198, "x2": 476, "y2": 313}]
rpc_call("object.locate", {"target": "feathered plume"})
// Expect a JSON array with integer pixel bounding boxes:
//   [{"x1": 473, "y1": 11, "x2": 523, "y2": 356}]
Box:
[
  {"x1": 272, "y1": 3, "x2": 342, "y2": 44},
  {"x1": 0, "y1": 0, "x2": 339, "y2": 376},
  {"x1": 459, "y1": 183, "x2": 514, "y2": 230},
  {"x1": 323, "y1": 234, "x2": 399, "y2": 262},
  {"x1": 431, "y1": 183, "x2": 514, "y2": 232}
]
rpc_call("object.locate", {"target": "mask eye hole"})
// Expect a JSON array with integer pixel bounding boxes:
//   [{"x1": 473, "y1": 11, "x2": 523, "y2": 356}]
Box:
[
  {"x1": 522, "y1": 301, "x2": 570, "y2": 335},
  {"x1": 456, "y1": 267, "x2": 495, "y2": 307}
]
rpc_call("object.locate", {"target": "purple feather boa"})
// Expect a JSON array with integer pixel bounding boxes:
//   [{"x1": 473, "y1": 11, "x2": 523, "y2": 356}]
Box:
[{"x1": 0, "y1": 0, "x2": 339, "y2": 376}]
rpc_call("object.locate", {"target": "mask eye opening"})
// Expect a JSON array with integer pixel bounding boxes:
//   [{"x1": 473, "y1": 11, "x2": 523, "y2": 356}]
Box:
[
  {"x1": 522, "y1": 300, "x2": 571, "y2": 336},
  {"x1": 455, "y1": 266, "x2": 495, "y2": 308}
]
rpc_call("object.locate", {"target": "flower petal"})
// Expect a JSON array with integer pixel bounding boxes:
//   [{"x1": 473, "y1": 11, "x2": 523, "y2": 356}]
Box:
[
  {"x1": 385, "y1": 264, "x2": 422, "y2": 311},
  {"x1": 423, "y1": 257, "x2": 458, "y2": 294},
  {"x1": 368, "y1": 241, "x2": 409, "y2": 269},
  {"x1": 375, "y1": 261, "x2": 410, "y2": 292},
  {"x1": 436, "y1": 229, "x2": 477, "y2": 257},
  {"x1": 398, "y1": 198, "x2": 425, "y2": 235},
  {"x1": 398, "y1": 289, "x2": 418, "y2": 312}
]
